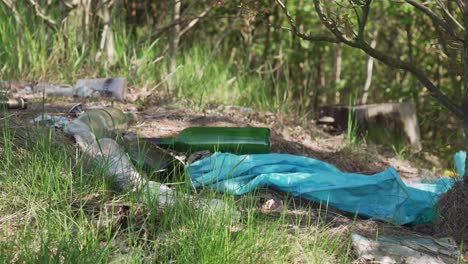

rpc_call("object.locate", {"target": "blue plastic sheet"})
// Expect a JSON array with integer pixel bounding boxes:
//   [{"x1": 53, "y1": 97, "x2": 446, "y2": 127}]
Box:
[{"x1": 187, "y1": 152, "x2": 461, "y2": 225}]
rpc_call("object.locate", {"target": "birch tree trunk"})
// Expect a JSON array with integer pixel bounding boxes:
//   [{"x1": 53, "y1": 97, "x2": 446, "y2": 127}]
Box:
[
  {"x1": 333, "y1": 45, "x2": 342, "y2": 104},
  {"x1": 95, "y1": 0, "x2": 115, "y2": 64},
  {"x1": 361, "y1": 26, "x2": 378, "y2": 105},
  {"x1": 169, "y1": 0, "x2": 181, "y2": 79}
]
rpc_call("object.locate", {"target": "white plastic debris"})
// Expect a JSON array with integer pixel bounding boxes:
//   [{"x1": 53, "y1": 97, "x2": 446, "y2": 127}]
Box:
[
  {"x1": 28, "y1": 78, "x2": 126, "y2": 101},
  {"x1": 64, "y1": 107, "x2": 238, "y2": 216},
  {"x1": 75, "y1": 78, "x2": 127, "y2": 101},
  {"x1": 351, "y1": 233, "x2": 459, "y2": 264},
  {"x1": 32, "y1": 114, "x2": 70, "y2": 128}
]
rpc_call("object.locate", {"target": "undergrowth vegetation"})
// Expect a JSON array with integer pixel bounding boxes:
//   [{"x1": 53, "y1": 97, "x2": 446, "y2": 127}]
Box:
[
  {"x1": 1, "y1": 1, "x2": 467, "y2": 262},
  {"x1": 0, "y1": 117, "x2": 352, "y2": 263}
]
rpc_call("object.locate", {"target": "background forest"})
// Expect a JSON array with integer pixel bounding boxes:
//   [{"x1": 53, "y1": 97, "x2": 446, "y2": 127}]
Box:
[{"x1": 0, "y1": 0, "x2": 464, "y2": 162}]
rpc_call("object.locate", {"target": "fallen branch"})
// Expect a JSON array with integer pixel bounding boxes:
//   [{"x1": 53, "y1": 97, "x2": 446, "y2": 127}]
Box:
[
  {"x1": 405, "y1": 0, "x2": 463, "y2": 42},
  {"x1": 275, "y1": 0, "x2": 339, "y2": 43}
]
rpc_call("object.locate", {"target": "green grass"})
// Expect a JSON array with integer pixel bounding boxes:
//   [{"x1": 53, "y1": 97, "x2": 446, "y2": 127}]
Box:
[
  {"x1": 0, "y1": 114, "x2": 352, "y2": 263},
  {"x1": 0, "y1": 2, "x2": 313, "y2": 121},
  {"x1": 0, "y1": 6, "x2": 354, "y2": 262}
]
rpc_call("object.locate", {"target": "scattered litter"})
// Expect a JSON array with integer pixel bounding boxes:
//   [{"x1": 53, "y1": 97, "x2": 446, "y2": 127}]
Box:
[
  {"x1": 351, "y1": 233, "x2": 459, "y2": 264},
  {"x1": 63, "y1": 107, "x2": 238, "y2": 217},
  {"x1": 64, "y1": 107, "x2": 135, "y2": 142},
  {"x1": 32, "y1": 114, "x2": 69, "y2": 127},
  {"x1": 187, "y1": 150, "x2": 212, "y2": 164},
  {"x1": 34, "y1": 83, "x2": 75, "y2": 96},
  {"x1": 0, "y1": 98, "x2": 27, "y2": 110},
  {"x1": 124, "y1": 137, "x2": 183, "y2": 179},
  {"x1": 68, "y1": 103, "x2": 83, "y2": 116},
  {"x1": 317, "y1": 116, "x2": 335, "y2": 124},
  {"x1": 187, "y1": 152, "x2": 460, "y2": 225},
  {"x1": 28, "y1": 78, "x2": 127, "y2": 101},
  {"x1": 75, "y1": 77, "x2": 127, "y2": 101},
  {"x1": 261, "y1": 198, "x2": 284, "y2": 213}
]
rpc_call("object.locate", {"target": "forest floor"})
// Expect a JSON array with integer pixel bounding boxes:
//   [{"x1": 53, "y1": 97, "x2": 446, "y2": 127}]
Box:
[{"x1": 1, "y1": 91, "x2": 466, "y2": 263}]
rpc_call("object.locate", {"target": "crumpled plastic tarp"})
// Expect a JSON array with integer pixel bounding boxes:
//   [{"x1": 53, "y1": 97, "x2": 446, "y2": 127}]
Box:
[{"x1": 186, "y1": 152, "x2": 462, "y2": 225}]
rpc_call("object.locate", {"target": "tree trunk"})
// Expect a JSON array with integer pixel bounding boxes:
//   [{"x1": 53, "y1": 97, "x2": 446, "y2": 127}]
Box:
[
  {"x1": 361, "y1": 26, "x2": 378, "y2": 105},
  {"x1": 262, "y1": 12, "x2": 272, "y2": 61},
  {"x1": 333, "y1": 44, "x2": 342, "y2": 104},
  {"x1": 169, "y1": 0, "x2": 181, "y2": 77},
  {"x1": 312, "y1": 46, "x2": 325, "y2": 111},
  {"x1": 95, "y1": 0, "x2": 115, "y2": 64}
]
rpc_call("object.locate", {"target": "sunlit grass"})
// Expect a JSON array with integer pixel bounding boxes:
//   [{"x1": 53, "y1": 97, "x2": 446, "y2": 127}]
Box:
[{"x1": 0, "y1": 114, "x2": 352, "y2": 263}]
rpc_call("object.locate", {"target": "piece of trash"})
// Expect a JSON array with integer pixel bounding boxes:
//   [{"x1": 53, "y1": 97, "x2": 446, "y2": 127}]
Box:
[
  {"x1": 317, "y1": 116, "x2": 335, "y2": 123},
  {"x1": 351, "y1": 233, "x2": 459, "y2": 264},
  {"x1": 123, "y1": 138, "x2": 184, "y2": 181},
  {"x1": 31, "y1": 78, "x2": 126, "y2": 101},
  {"x1": 64, "y1": 107, "x2": 136, "y2": 142},
  {"x1": 68, "y1": 103, "x2": 83, "y2": 116},
  {"x1": 64, "y1": 107, "x2": 239, "y2": 217},
  {"x1": 187, "y1": 152, "x2": 460, "y2": 225},
  {"x1": 32, "y1": 114, "x2": 70, "y2": 128},
  {"x1": 75, "y1": 78, "x2": 127, "y2": 101},
  {"x1": 34, "y1": 83, "x2": 75, "y2": 96},
  {"x1": 187, "y1": 150, "x2": 212, "y2": 164},
  {"x1": 143, "y1": 127, "x2": 270, "y2": 154},
  {"x1": 261, "y1": 198, "x2": 284, "y2": 213},
  {"x1": 0, "y1": 97, "x2": 27, "y2": 110}
]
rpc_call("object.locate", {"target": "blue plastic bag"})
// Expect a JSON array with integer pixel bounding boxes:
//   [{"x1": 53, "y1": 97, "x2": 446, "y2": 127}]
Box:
[
  {"x1": 454, "y1": 151, "x2": 466, "y2": 177},
  {"x1": 187, "y1": 152, "x2": 459, "y2": 225}
]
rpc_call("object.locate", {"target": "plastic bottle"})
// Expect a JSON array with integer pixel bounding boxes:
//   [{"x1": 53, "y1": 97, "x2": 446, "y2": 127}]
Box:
[
  {"x1": 65, "y1": 107, "x2": 136, "y2": 141},
  {"x1": 75, "y1": 78, "x2": 127, "y2": 101},
  {"x1": 144, "y1": 127, "x2": 270, "y2": 154},
  {"x1": 34, "y1": 83, "x2": 75, "y2": 96}
]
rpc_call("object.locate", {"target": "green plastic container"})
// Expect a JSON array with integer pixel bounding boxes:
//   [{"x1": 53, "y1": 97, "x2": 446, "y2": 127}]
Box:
[{"x1": 145, "y1": 127, "x2": 270, "y2": 154}]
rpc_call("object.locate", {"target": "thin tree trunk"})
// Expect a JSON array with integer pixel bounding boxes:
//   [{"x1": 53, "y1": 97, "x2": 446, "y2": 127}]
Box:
[
  {"x1": 333, "y1": 45, "x2": 342, "y2": 104},
  {"x1": 95, "y1": 0, "x2": 115, "y2": 64},
  {"x1": 169, "y1": 0, "x2": 181, "y2": 80},
  {"x1": 463, "y1": 0, "x2": 468, "y2": 183},
  {"x1": 313, "y1": 46, "x2": 325, "y2": 111},
  {"x1": 262, "y1": 13, "x2": 271, "y2": 61},
  {"x1": 361, "y1": 26, "x2": 378, "y2": 105},
  {"x1": 83, "y1": 0, "x2": 91, "y2": 45}
]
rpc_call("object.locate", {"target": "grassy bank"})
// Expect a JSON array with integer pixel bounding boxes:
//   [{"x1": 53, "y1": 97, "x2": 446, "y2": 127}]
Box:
[{"x1": 0, "y1": 117, "x2": 352, "y2": 263}]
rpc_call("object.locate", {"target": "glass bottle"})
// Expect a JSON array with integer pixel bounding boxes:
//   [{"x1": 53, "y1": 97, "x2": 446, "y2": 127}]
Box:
[{"x1": 144, "y1": 127, "x2": 270, "y2": 154}]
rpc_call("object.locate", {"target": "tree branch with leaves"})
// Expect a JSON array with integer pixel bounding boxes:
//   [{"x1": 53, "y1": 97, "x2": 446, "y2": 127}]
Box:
[{"x1": 275, "y1": 0, "x2": 468, "y2": 182}]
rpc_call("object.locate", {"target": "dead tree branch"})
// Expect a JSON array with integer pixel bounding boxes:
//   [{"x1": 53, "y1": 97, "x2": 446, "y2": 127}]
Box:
[
  {"x1": 357, "y1": 1, "x2": 370, "y2": 39},
  {"x1": 275, "y1": 0, "x2": 339, "y2": 43},
  {"x1": 405, "y1": 0, "x2": 463, "y2": 42},
  {"x1": 26, "y1": 0, "x2": 59, "y2": 31},
  {"x1": 287, "y1": 0, "x2": 465, "y2": 119}
]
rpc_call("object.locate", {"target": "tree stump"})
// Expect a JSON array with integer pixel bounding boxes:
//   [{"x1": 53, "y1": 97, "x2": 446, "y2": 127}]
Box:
[{"x1": 318, "y1": 102, "x2": 422, "y2": 151}]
